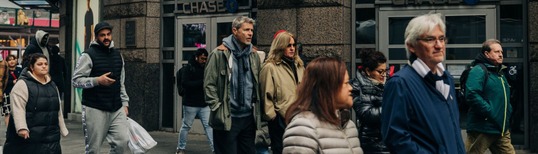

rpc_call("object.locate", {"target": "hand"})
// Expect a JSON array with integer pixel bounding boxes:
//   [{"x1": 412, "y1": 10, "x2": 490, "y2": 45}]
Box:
[
  {"x1": 124, "y1": 106, "x2": 129, "y2": 116},
  {"x1": 18, "y1": 129, "x2": 29, "y2": 139},
  {"x1": 13, "y1": 79, "x2": 17, "y2": 84},
  {"x1": 97, "y1": 72, "x2": 116, "y2": 86}
]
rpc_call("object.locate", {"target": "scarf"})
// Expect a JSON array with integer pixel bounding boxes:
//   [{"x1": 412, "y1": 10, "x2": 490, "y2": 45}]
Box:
[
  {"x1": 282, "y1": 57, "x2": 298, "y2": 84},
  {"x1": 409, "y1": 58, "x2": 450, "y2": 99},
  {"x1": 225, "y1": 36, "x2": 252, "y2": 106}
]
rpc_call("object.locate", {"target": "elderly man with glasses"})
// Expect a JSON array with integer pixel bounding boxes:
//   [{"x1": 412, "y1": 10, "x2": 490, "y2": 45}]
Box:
[{"x1": 380, "y1": 13, "x2": 466, "y2": 154}]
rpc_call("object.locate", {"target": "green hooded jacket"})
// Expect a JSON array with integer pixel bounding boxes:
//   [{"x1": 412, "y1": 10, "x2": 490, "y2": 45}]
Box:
[{"x1": 465, "y1": 53, "x2": 511, "y2": 135}]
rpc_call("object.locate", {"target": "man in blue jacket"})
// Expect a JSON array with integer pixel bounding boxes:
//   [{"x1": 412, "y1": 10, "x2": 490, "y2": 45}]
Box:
[
  {"x1": 465, "y1": 39, "x2": 514, "y2": 153},
  {"x1": 381, "y1": 13, "x2": 465, "y2": 153}
]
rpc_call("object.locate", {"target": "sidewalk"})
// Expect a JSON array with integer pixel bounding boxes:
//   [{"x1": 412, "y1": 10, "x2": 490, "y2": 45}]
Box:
[
  {"x1": 0, "y1": 119, "x2": 534, "y2": 154},
  {"x1": 0, "y1": 120, "x2": 213, "y2": 154}
]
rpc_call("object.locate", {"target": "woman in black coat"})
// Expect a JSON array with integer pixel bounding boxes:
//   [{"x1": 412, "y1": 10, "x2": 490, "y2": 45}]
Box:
[{"x1": 351, "y1": 50, "x2": 389, "y2": 154}]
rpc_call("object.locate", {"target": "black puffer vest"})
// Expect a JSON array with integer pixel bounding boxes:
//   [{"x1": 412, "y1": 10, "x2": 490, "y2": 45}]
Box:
[
  {"x1": 6, "y1": 70, "x2": 60, "y2": 144},
  {"x1": 82, "y1": 44, "x2": 123, "y2": 112}
]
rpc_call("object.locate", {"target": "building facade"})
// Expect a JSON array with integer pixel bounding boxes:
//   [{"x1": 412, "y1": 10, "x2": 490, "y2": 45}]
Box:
[{"x1": 55, "y1": 0, "x2": 536, "y2": 152}]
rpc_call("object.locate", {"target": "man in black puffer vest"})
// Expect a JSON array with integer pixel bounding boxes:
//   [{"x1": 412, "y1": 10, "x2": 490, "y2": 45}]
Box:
[{"x1": 72, "y1": 22, "x2": 130, "y2": 154}]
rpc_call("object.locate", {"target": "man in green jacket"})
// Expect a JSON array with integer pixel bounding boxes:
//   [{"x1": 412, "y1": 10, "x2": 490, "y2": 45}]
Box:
[
  {"x1": 465, "y1": 39, "x2": 514, "y2": 153},
  {"x1": 204, "y1": 16, "x2": 261, "y2": 154}
]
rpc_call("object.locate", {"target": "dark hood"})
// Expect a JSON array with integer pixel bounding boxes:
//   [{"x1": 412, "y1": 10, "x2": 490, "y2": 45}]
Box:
[
  {"x1": 187, "y1": 55, "x2": 204, "y2": 68},
  {"x1": 472, "y1": 52, "x2": 506, "y2": 72}
]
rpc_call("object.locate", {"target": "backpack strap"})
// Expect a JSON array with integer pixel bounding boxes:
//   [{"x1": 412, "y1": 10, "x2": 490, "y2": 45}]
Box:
[{"x1": 476, "y1": 63, "x2": 489, "y2": 91}]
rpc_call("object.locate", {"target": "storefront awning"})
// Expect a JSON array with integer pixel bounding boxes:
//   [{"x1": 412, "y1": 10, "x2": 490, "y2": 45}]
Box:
[
  {"x1": 0, "y1": 0, "x2": 22, "y2": 9},
  {"x1": 8, "y1": 0, "x2": 59, "y2": 12}
]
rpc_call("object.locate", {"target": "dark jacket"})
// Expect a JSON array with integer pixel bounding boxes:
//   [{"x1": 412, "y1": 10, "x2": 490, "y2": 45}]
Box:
[
  {"x1": 81, "y1": 42, "x2": 123, "y2": 112},
  {"x1": 182, "y1": 57, "x2": 206, "y2": 107},
  {"x1": 4, "y1": 69, "x2": 62, "y2": 154},
  {"x1": 48, "y1": 46, "x2": 66, "y2": 95},
  {"x1": 351, "y1": 70, "x2": 388, "y2": 153},
  {"x1": 381, "y1": 65, "x2": 465, "y2": 154},
  {"x1": 465, "y1": 54, "x2": 511, "y2": 135},
  {"x1": 22, "y1": 31, "x2": 49, "y2": 68},
  {"x1": 5, "y1": 67, "x2": 22, "y2": 95}
]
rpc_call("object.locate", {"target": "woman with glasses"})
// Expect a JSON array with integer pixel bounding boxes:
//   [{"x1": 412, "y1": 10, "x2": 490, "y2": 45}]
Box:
[
  {"x1": 351, "y1": 49, "x2": 389, "y2": 154},
  {"x1": 260, "y1": 30, "x2": 305, "y2": 154}
]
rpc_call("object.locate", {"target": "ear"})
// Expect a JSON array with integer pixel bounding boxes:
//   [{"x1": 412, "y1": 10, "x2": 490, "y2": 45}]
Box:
[
  {"x1": 232, "y1": 27, "x2": 238, "y2": 35},
  {"x1": 364, "y1": 68, "x2": 371, "y2": 76},
  {"x1": 406, "y1": 43, "x2": 416, "y2": 55}
]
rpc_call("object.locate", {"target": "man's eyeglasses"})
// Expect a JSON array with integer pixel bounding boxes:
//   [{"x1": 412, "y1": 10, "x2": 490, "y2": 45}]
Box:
[
  {"x1": 287, "y1": 43, "x2": 296, "y2": 48},
  {"x1": 416, "y1": 36, "x2": 447, "y2": 45}
]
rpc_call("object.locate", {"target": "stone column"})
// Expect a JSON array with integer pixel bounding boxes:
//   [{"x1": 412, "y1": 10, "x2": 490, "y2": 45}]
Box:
[
  {"x1": 529, "y1": 1, "x2": 538, "y2": 152},
  {"x1": 102, "y1": 0, "x2": 161, "y2": 130},
  {"x1": 256, "y1": 0, "x2": 352, "y2": 63}
]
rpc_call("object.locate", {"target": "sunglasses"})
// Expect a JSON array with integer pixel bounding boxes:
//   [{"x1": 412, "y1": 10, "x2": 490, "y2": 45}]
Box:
[{"x1": 287, "y1": 43, "x2": 296, "y2": 48}]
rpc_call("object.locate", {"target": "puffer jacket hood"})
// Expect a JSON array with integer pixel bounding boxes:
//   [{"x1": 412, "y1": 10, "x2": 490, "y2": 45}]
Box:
[{"x1": 18, "y1": 67, "x2": 52, "y2": 85}]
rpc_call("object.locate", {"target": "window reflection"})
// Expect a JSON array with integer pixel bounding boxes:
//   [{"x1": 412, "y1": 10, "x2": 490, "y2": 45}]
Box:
[
  {"x1": 388, "y1": 17, "x2": 411, "y2": 45},
  {"x1": 503, "y1": 47, "x2": 522, "y2": 58},
  {"x1": 183, "y1": 23, "x2": 206, "y2": 48},
  {"x1": 500, "y1": 5, "x2": 523, "y2": 43},
  {"x1": 446, "y1": 16, "x2": 485, "y2": 44},
  {"x1": 388, "y1": 48, "x2": 407, "y2": 60},
  {"x1": 445, "y1": 48, "x2": 480, "y2": 60},
  {"x1": 0, "y1": 10, "x2": 16, "y2": 25},
  {"x1": 356, "y1": 8, "x2": 375, "y2": 44},
  {"x1": 217, "y1": 22, "x2": 232, "y2": 46}
]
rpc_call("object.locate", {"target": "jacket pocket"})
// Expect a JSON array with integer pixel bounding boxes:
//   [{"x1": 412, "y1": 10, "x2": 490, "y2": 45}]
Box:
[{"x1": 209, "y1": 101, "x2": 226, "y2": 129}]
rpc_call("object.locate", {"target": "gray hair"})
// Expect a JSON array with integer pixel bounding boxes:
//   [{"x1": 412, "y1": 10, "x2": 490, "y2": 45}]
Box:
[
  {"x1": 232, "y1": 16, "x2": 255, "y2": 30},
  {"x1": 404, "y1": 13, "x2": 446, "y2": 56}
]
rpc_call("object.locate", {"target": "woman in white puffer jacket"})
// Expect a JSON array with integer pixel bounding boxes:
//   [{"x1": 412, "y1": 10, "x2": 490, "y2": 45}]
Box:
[{"x1": 283, "y1": 57, "x2": 363, "y2": 154}]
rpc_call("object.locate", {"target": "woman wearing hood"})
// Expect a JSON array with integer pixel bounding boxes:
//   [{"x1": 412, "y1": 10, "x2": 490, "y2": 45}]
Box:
[
  {"x1": 351, "y1": 50, "x2": 389, "y2": 153},
  {"x1": 3, "y1": 53, "x2": 68, "y2": 154}
]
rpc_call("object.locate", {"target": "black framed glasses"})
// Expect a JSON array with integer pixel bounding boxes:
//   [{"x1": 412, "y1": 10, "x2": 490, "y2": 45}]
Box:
[
  {"x1": 416, "y1": 36, "x2": 447, "y2": 45},
  {"x1": 375, "y1": 69, "x2": 388, "y2": 75}
]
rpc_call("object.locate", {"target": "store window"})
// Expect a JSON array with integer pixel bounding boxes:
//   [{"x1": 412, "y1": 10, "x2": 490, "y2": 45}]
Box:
[
  {"x1": 500, "y1": 5, "x2": 523, "y2": 43},
  {"x1": 388, "y1": 17, "x2": 411, "y2": 45},
  {"x1": 356, "y1": 8, "x2": 375, "y2": 44},
  {"x1": 0, "y1": 9, "x2": 16, "y2": 25},
  {"x1": 182, "y1": 23, "x2": 206, "y2": 48},
  {"x1": 446, "y1": 16, "x2": 486, "y2": 44}
]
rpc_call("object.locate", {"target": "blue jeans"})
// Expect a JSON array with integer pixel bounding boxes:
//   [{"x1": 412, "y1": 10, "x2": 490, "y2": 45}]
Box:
[{"x1": 176, "y1": 106, "x2": 214, "y2": 151}]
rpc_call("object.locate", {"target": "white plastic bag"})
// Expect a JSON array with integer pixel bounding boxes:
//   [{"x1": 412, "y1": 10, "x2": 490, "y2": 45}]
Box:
[{"x1": 128, "y1": 118, "x2": 157, "y2": 154}]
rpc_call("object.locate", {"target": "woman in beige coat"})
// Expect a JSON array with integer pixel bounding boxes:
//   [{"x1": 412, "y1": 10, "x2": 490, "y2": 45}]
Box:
[
  {"x1": 260, "y1": 30, "x2": 305, "y2": 154},
  {"x1": 283, "y1": 57, "x2": 363, "y2": 154}
]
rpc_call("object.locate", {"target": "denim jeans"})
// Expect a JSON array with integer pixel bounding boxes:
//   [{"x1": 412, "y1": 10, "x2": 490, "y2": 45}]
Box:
[{"x1": 176, "y1": 106, "x2": 214, "y2": 151}]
